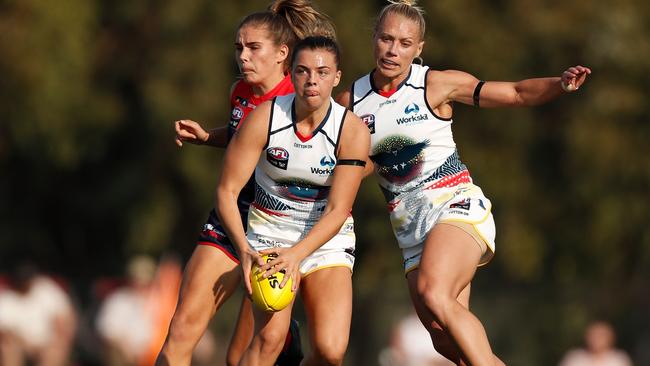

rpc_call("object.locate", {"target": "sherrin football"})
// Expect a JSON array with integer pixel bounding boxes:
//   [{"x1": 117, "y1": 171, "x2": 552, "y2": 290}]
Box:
[{"x1": 250, "y1": 254, "x2": 295, "y2": 312}]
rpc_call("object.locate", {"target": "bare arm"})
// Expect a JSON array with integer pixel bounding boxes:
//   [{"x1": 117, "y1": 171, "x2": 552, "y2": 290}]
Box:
[
  {"x1": 174, "y1": 120, "x2": 228, "y2": 147},
  {"x1": 336, "y1": 88, "x2": 375, "y2": 177},
  {"x1": 426, "y1": 65, "x2": 592, "y2": 109},
  {"x1": 215, "y1": 101, "x2": 271, "y2": 294},
  {"x1": 335, "y1": 89, "x2": 352, "y2": 109},
  {"x1": 260, "y1": 112, "x2": 371, "y2": 290}
]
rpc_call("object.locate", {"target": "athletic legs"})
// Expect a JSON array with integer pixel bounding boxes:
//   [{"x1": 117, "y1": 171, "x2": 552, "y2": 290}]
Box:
[
  {"x1": 156, "y1": 245, "x2": 241, "y2": 366},
  {"x1": 300, "y1": 267, "x2": 353, "y2": 366},
  {"x1": 408, "y1": 223, "x2": 504, "y2": 366},
  {"x1": 238, "y1": 300, "x2": 294, "y2": 366}
]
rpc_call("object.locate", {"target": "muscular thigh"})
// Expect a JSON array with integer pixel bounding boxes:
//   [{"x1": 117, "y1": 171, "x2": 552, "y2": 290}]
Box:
[
  {"x1": 300, "y1": 267, "x2": 353, "y2": 344},
  {"x1": 177, "y1": 245, "x2": 242, "y2": 318}
]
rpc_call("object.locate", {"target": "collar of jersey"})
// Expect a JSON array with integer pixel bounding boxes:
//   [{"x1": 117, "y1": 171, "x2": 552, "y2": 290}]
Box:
[
  {"x1": 291, "y1": 99, "x2": 332, "y2": 143},
  {"x1": 370, "y1": 65, "x2": 413, "y2": 98}
]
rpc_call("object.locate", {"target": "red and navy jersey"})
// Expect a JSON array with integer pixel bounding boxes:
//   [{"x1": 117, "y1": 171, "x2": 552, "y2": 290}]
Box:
[
  {"x1": 227, "y1": 74, "x2": 294, "y2": 141},
  {"x1": 227, "y1": 74, "x2": 294, "y2": 214}
]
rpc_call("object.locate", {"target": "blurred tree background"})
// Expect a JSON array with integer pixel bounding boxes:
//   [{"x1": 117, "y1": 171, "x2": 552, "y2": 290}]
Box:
[{"x1": 1, "y1": 0, "x2": 649, "y2": 364}]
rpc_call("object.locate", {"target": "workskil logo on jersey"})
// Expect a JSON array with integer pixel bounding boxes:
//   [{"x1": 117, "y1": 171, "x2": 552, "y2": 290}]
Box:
[
  {"x1": 404, "y1": 103, "x2": 420, "y2": 114},
  {"x1": 266, "y1": 147, "x2": 289, "y2": 170},
  {"x1": 397, "y1": 103, "x2": 429, "y2": 125},
  {"x1": 311, "y1": 155, "x2": 335, "y2": 175},
  {"x1": 361, "y1": 114, "x2": 376, "y2": 134}
]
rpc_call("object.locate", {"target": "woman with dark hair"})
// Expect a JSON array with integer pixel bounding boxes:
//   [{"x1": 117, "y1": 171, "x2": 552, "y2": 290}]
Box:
[
  {"x1": 157, "y1": 2, "x2": 336, "y2": 365},
  {"x1": 217, "y1": 36, "x2": 369, "y2": 366}
]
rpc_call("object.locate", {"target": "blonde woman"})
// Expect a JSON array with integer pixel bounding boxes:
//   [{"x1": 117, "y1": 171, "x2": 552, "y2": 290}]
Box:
[{"x1": 337, "y1": 1, "x2": 590, "y2": 364}]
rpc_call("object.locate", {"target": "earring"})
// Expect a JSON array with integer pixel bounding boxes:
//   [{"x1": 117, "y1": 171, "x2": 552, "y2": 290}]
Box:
[{"x1": 413, "y1": 56, "x2": 424, "y2": 65}]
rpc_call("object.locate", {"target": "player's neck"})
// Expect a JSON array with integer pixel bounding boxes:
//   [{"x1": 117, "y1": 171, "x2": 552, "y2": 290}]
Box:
[
  {"x1": 294, "y1": 99, "x2": 331, "y2": 130},
  {"x1": 373, "y1": 70, "x2": 408, "y2": 92},
  {"x1": 252, "y1": 72, "x2": 286, "y2": 97}
]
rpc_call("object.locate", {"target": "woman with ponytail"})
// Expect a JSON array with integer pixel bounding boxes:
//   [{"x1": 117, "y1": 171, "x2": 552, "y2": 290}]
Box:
[
  {"x1": 337, "y1": 1, "x2": 590, "y2": 365},
  {"x1": 157, "y1": 1, "x2": 335, "y2": 365},
  {"x1": 218, "y1": 36, "x2": 368, "y2": 366}
]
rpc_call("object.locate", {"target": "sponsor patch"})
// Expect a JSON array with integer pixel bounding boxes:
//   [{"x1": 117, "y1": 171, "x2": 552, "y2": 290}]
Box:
[
  {"x1": 404, "y1": 103, "x2": 420, "y2": 114},
  {"x1": 449, "y1": 199, "x2": 471, "y2": 210},
  {"x1": 320, "y1": 156, "x2": 335, "y2": 167},
  {"x1": 396, "y1": 113, "x2": 429, "y2": 125}
]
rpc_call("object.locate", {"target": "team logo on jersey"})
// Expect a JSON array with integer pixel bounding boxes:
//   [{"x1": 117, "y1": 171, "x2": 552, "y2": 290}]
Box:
[
  {"x1": 266, "y1": 147, "x2": 289, "y2": 170},
  {"x1": 361, "y1": 114, "x2": 376, "y2": 134},
  {"x1": 404, "y1": 103, "x2": 420, "y2": 114},
  {"x1": 231, "y1": 106, "x2": 244, "y2": 122},
  {"x1": 370, "y1": 135, "x2": 430, "y2": 184}
]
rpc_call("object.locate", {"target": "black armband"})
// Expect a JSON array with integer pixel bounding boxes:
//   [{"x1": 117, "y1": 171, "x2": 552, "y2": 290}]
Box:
[
  {"x1": 473, "y1": 80, "x2": 485, "y2": 107},
  {"x1": 336, "y1": 159, "x2": 366, "y2": 167}
]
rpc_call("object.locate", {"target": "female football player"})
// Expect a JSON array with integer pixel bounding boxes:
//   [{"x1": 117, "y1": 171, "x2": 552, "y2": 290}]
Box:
[
  {"x1": 157, "y1": 1, "x2": 336, "y2": 365},
  {"x1": 336, "y1": 1, "x2": 591, "y2": 365},
  {"x1": 216, "y1": 36, "x2": 370, "y2": 366}
]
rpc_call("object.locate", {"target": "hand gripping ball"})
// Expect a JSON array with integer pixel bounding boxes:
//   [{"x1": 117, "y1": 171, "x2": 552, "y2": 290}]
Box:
[{"x1": 250, "y1": 254, "x2": 295, "y2": 312}]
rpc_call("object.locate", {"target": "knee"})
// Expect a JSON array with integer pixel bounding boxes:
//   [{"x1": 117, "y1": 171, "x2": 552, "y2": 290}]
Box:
[
  {"x1": 256, "y1": 327, "x2": 287, "y2": 357},
  {"x1": 312, "y1": 337, "x2": 348, "y2": 366},
  {"x1": 416, "y1": 278, "x2": 456, "y2": 324},
  {"x1": 166, "y1": 312, "x2": 207, "y2": 349}
]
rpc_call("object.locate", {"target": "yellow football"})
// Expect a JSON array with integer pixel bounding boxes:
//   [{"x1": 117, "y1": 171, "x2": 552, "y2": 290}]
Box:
[{"x1": 250, "y1": 254, "x2": 295, "y2": 312}]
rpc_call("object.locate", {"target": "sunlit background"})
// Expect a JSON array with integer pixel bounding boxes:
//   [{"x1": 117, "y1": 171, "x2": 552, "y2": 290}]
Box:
[{"x1": 1, "y1": 0, "x2": 649, "y2": 365}]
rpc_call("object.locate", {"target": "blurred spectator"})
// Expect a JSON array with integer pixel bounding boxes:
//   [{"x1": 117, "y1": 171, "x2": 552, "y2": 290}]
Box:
[
  {"x1": 95, "y1": 255, "x2": 214, "y2": 366},
  {"x1": 559, "y1": 321, "x2": 632, "y2": 366},
  {"x1": 0, "y1": 261, "x2": 77, "y2": 366},
  {"x1": 379, "y1": 312, "x2": 454, "y2": 366}
]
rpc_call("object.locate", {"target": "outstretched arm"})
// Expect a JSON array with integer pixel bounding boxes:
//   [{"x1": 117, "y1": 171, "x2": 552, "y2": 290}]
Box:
[
  {"x1": 215, "y1": 102, "x2": 270, "y2": 294},
  {"x1": 427, "y1": 65, "x2": 591, "y2": 109},
  {"x1": 174, "y1": 120, "x2": 229, "y2": 147},
  {"x1": 259, "y1": 112, "x2": 371, "y2": 290}
]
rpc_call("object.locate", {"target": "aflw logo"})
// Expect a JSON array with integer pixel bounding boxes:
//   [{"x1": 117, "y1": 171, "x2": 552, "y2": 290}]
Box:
[{"x1": 266, "y1": 147, "x2": 289, "y2": 170}]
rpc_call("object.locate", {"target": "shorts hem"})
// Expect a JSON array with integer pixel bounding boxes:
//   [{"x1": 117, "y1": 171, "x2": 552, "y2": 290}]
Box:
[
  {"x1": 404, "y1": 263, "x2": 419, "y2": 276},
  {"x1": 197, "y1": 241, "x2": 240, "y2": 264},
  {"x1": 437, "y1": 219, "x2": 495, "y2": 266},
  {"x1": 301, "y1": 263, "x2": 353, "y2": 278}
]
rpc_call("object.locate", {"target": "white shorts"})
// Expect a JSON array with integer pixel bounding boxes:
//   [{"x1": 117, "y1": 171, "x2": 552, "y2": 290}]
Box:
[
  {"x1": 247, "y1": 229, "x2": 355, "y2": 276},
  {"x1": 388, "y1": 183, "x2": 496, "y2": 272}
]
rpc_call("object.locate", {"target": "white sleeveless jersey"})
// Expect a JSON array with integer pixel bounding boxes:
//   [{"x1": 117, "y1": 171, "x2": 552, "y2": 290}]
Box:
[
  {"x1": 351, "y1": 64, "x2": 470, "y2": 202},
  {"x1": 247, "y1": 94, "x2": 355, "y2": 250}
]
